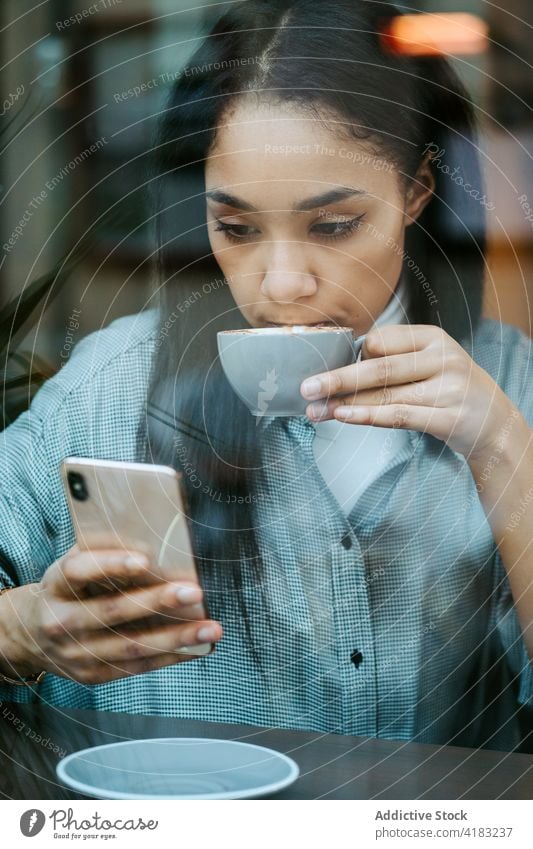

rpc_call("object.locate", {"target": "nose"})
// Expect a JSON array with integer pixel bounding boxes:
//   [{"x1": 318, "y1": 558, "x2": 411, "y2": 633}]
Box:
[{"x1": 260, "y1": 241, "x2": 318, "y2": 302}]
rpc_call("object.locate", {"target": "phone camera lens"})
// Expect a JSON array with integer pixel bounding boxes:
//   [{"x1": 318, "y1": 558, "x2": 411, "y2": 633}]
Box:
[{"x1": 67, "y1": 471, "x2": 89, "y2": 501}]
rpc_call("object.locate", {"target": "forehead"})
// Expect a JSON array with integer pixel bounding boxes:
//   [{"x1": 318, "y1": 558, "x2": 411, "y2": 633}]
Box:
[{"x1": 205, "y1": 96, "x2": 399, "y2": 199}]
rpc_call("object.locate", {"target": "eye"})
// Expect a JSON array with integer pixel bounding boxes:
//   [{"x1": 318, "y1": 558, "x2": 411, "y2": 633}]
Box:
[
  {"x1": 212, "y1": 213, "x2": 367, "y2": 244},
  {"x1": 310, "y1": 214, "x2": 367, "y2": 241},
  {"x1": 213, "y1": 222, "x2": 259, "y2": 243}
]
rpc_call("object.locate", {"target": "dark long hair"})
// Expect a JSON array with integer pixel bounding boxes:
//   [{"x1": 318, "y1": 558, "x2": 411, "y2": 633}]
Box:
[{"x1": 138, "y1": 0, "x2": 487, "y2": 623}]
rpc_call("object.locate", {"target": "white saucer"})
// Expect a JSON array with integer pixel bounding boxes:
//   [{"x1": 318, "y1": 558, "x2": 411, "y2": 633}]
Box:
[{"x1": 56, "y1": 737, "x2": 300, "y2": 800}]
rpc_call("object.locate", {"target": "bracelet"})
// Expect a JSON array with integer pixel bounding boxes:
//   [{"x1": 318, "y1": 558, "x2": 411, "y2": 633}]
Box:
[{"x1": 0, "y1": 586, "x2": 46, "y2": 687}]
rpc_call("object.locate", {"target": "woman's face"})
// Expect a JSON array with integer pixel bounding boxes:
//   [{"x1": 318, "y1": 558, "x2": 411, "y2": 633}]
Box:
[{"x1": 205, "y1": 97, "x2": 434, "y2": 335}]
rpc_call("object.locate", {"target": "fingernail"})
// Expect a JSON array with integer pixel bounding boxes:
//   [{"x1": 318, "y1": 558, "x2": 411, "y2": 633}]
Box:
[
  {"x1": 196, "y1": 625, "x2": 218, "y2": 642},
  {"x1": 176, "y1": 585, "x2": 201, "y2": 604},
  {"x1": 301, "y1": 378, "x2": 322, "y2": 399},
  {"x1": 125, "y1": 554, "x2": 148, "y2": 567}
]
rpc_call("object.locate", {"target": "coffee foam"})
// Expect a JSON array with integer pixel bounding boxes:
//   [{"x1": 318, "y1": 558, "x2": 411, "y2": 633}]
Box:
[{"x1": 219, "y1": 325, "x2": 354, "y2": 335}]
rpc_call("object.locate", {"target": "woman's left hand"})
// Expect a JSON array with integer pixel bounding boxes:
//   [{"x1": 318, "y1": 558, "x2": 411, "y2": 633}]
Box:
[{"x1": 300, "y1": 324, "x2": 519, "y2": 461}]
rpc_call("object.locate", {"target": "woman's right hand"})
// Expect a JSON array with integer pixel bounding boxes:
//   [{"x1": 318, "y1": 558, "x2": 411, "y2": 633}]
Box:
[{"x1": 2, "y1": 545, "x2": 223, "y2": 685}]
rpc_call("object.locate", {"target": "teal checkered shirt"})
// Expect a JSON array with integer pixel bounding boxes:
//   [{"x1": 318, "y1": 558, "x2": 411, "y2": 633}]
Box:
[{"x1": 1, "y1": 309, "x2": 532, "y2": 750}]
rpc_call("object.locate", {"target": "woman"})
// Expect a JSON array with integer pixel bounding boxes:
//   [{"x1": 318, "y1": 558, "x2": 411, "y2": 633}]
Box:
[{"x1": 0, "y1": 0, "x2": 532, "y2": 751}]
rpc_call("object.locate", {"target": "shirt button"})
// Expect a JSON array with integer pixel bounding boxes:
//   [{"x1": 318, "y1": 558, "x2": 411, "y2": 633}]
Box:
[
  {"x1": 350, "y1": 649, "x2": 363, "y2": 668},
  {"x1": 340, "y1": 533, "x2": 352, "y2": 549}
]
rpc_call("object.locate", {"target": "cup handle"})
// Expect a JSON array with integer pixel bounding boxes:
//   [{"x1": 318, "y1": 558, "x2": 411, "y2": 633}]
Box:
[{"x1": 351, "y1": 333, "x2": 366, "y2": 363}]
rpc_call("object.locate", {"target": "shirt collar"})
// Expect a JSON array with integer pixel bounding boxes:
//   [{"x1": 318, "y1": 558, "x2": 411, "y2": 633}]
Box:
[{"x1": 256, "y1": 413, "x2": 307, "y2": 435}]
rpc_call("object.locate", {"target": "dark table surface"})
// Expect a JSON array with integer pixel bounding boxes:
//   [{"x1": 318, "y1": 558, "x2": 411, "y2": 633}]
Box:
[{"x1": 1, "y1": 702, "x2": 532, "y2": 800}]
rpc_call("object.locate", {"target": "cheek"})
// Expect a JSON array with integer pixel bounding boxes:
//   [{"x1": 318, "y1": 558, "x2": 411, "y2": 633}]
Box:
[
  {"x1": 336, "y1": 238, "x2": 401, "y2": 288},
  {"x1": 357, "y1": 215, "x2": 406, "y2": 280},
  {"x1": 209, "y1": 241, "x2": 242, "y2": 286},
  {"x1": 207, "y1": 219, "x2": 234, "y2": 261}
]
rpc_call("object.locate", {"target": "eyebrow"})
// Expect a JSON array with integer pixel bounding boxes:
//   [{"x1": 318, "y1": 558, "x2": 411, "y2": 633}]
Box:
[{"x1": 205, "y1": 186, "x2": 368, "y2": 212}]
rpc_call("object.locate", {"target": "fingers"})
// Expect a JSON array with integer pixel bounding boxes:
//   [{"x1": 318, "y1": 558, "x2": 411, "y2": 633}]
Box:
[
  {"x1": 34, "y1": 547, "x2": 220, "y2": 686},
  {"x1": 332, "y1": 402, "x2": 455, "y2": 438},
  {"x1": 302, "y1": 350, "x2": 440, "y2": 404},
  {"x1": 52, "y1": 620, "x2": 223, "y2": 684},
  {"x1": 300, "y1": 324, "x2": 454, "y2": 403},
  {"x1": 77, "y1": 618, "x2": 223, "y2": 665},
  {"x1": 49, "y1": 548, "x2": 154, "y2": 598},
  {"x1": 360, "y1": 324, "x2": 442, "y2": 358},
  {"x1": 342, "y1": 374, "x2": 459, "y2": 410},
  {"x1": 39, "y1": 580, "x2": 206, "y2": 640},
  {"x1": 306, "y1": 376, "x2": 443, "y2": 420}
]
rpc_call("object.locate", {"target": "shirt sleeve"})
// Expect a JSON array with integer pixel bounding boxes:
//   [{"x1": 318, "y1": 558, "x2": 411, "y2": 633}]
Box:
[
  {"x1": 477, "y1": 319, "x2": 533, "y2": 429},
  {"x1": 0, "y1": 395, "x2": 62, "y2": 702},
  {"x1": 491, "y1": 551, "x2": 533, "y2": 709},
  {"x1": 0, "y1": 311, "x2": 156, "y2": 703},
  {"x1": 0, "y1": 309, "x2": 156, "y2": 592},
  {"x1": 0, "y1": 414, "x2": 56, "y2": 588},
  {"x1": 483, "y1": 321, "x2": 533, "y2": 708},
  {"x1": 0, "y1": 328, "x2": 114, "y2": 701},
  {"x1": 0, "y1": 329, "x2": 102, "y2": 702}
]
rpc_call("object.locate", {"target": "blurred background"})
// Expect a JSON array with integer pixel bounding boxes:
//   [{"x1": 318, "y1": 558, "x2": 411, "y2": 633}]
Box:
[{"x1": 1, "y1": 0, "x2": 532, "y2": 383}]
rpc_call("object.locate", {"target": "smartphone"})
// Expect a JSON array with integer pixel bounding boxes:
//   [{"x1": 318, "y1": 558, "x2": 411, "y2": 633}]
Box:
[{"x1": 60, "y1": 457, "x2": 214, "y2": 656}]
